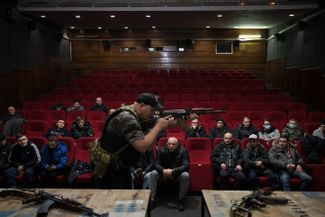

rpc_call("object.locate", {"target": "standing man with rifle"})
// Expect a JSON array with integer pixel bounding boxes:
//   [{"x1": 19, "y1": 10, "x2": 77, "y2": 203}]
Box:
[{"x1": 95, "y1": 93, "x2": 194, "y2": 189}]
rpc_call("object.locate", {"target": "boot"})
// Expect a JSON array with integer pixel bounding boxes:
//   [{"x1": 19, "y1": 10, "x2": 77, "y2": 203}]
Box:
[{"x1": 177, "y1": 198, "x2": 185, "y2": 211}]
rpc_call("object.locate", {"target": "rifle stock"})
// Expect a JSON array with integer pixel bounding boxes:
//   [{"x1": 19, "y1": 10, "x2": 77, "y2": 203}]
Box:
[{"x1": 0, "y1": 188, "x2": 109, "y2": 217}]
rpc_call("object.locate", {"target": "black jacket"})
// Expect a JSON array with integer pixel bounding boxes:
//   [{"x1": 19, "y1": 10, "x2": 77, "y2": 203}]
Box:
[
  {"x1": 243, "y1": 143, "x2": 269, "y2": 170},
  {"x1": 211, "y1": 141, "x2": 243, "y2": 169},
  {"x1": 186, "y1": 126, "x2": 208, "y2": 138},
  {"x1": 233, "y1": 124, "x2": 258, "y2": 140},
  {"x1": 154, "y1": 145, "x2": 189, "y2": 177},
  {"x1": 9, "y1": 142, "x2": 40, "y2": 168}
]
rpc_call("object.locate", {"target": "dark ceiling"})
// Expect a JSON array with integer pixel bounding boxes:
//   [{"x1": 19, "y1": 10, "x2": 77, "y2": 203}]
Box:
[{"x1": 17, "y1": 0, "x2": 319, "y2": 30}]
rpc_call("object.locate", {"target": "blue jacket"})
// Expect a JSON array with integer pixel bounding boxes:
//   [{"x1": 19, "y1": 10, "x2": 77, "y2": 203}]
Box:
[{"x1": 40, "y1": 142, "x2": 68, "y2": 170}]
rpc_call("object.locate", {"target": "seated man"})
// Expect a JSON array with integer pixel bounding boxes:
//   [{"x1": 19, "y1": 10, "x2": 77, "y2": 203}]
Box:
[
  {"x1": 301, "y1": 121, "x2": 325, "y2": 163},
  {"x1": 149, "y1": 137, "x2": 190, "y2": 211},
  {"x1": 269, "y1": 135, "x2": 312, "y2": 191},
  {"x1": 4, "y1": 134, "x2": 41, "y2": 187},
  {"x1": 259, "y1": 119, "x2": 280, "y2": 142},
  {"x1": 243, "y1": 134, "x2": 278, "y2": 189},
  {"x1": 185, "y1": 118, "x2": 207, "y2": 138},
  {"x1": 45, "y1": 119, "x2": 68, "y2": 138},
  {"x1": 282, "y1": 119, "x2": 306, "y2": 141},
  {"x1": 66, "y1": 100, "x2": 84, "y2": 112},
  {"x1": 0, "y1": 133, "x2": 12, "y2": 175},
  {"x1": 70, "y1": 116, "x2": 93, "y2": 140},
  {"x1": 211, "y1": 132, "x2": 245, "y2": 189},
  {"x1": 51, "y1": 102, "x2": 66, "y2": 111},
  {"x1": 131, "y1": 146, "x2": 157, "y2": 189},
  {"x1": 209, "y1": 118, "x2": 230, "y2": 140},
  {"x1": 312, "y1": 120, "x2": 325, "y2": 140},
  {"x1": 1, "y1": 106, "x2": 25, "y2": 136},
  {"x1": 233, "y1": 117, "x2": 258, "y2": 140},
  {"x1": 40, "y1": 136, "x2": 68, "y2": 187},
  {"x1": 90, "y1": 97, "x2": 109, "y2": 113}
]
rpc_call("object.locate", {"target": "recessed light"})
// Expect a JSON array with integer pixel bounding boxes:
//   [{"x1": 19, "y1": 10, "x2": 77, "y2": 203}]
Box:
[
  {"x1": 152, "y1": 26, "x2": 156, "y2": 29},
  {"x1": 270, "y1": 1, "x2": 276, "y2": 5},
  {"x1": 146, "y1": 15, "x2": 151, "y2": 18},
  {"x1": 75, "y1": 15, "x2": 81, "y2": 19},
  {"x1": 70, "y1": 26, "x2": 75, "y2": 29},
  {"x1": 40, "y1": 15, "x2": 46, "y2": 19},
  {"x1": 289, "y1": 14, "x2": 295, "y2": 17},
  {"x1": 217, "y1": 14, "x2": 223, "y2": 18},
  {"x1": 110, "y1": 15, "x2": 116, "y2": 18},
  {"x1": 206, "y1": 25, "x2": 210, "y2": 29},
  {"x1": 97, "y1": 27, "x2": 102, "y2": 30},
  {"x1": 124, "y1": 26, "x2": 128, "y2": 29}
]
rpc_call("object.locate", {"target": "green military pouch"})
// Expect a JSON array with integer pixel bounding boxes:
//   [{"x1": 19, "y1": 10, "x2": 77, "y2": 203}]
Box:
[{"x1": 88, "y1": 139, "x2": 111, "y2": 178}]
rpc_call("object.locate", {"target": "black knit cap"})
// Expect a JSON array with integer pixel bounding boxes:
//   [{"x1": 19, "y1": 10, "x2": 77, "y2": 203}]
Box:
[{"x1": 136, "y1": 93, "x2": 163, "y2": 111}]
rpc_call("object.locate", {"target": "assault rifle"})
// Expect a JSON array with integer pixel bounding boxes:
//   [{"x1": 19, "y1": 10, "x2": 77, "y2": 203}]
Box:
[
  {"x1": 0, "y1": 188, "x2": 109, "y2": 217},
  {"x1": 230, "y1": 187, "x2": 288, "y2": 217},
  {"x1": 141, "y1": 107, "x2": 226, "y2": 128}
]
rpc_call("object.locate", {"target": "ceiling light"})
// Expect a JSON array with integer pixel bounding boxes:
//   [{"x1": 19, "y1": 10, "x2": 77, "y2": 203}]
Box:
[
  {"x1": 270, "y1": 1, "x2": 276, "y2": 5},
  {"x1": 75, "y1": 15, "x2": 81, "y2": 19},
  {"x1": 289, "y1": 14, "x2": 295, "y2": 17},
  {"x1": 146, "y1": 15, "x2": 151, "y2": 18},
  {"x1": 124, "y1": 26, "x2": 128, "y2": 30},
  {"x1": 240, "y1": 0, "x2": 245, "y2": 5},
  {"x1": 238, "y1": 34, "x2": 262, "y2": 41},
  {"x1": 206, "y1": 25, "x2": 210, "y2": 29},
  {"x1": 152, "y1": 26, "x2": 156, "y2": 29},
  {"x1": 40, "y1": 15, "x2": 46, "y2": 19},
  {"x1": 110, "y1": 15, "x2": 116, "y2": 18},
  {"x1": 70, "y1": 26, "x2": 75, "y2": 29},
  {"x1": 217, "y1": 14, "x2": 223, "y2": 18},
  {"x1": 97, "y1": 27, "x2": 102, "y2": 30},
  {"x1": 234, "y1": 26, "x2": 239, "y2": 28}
]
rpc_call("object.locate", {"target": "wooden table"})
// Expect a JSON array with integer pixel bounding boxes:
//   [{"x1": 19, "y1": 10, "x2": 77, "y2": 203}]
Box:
[
  {"x1": 201, "y1": 190, "x2": 325, "y2": 217},
  {"x1": 0, "y1": 188, "x2": 151, "y2": 217}
]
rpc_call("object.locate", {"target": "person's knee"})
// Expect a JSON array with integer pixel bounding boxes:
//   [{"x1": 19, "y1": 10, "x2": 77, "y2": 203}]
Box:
[
  {"x1": 4, "y1": 168, "x2": 15, "y2": 177},
  {"x1": 149, "y1": 170, "x2": 159, "y2": 180},
  {"x1": 180, "y1": 172, "x2": 190, "y2": 180}
]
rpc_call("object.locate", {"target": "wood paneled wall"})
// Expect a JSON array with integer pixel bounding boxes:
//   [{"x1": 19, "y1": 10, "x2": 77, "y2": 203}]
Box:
[
  {"x1": 266, "y1": 58, "x2": 325, "y2": 111},
  {"x1": 71, "y1": 29, "x2": 267, "y2": 76},
  {"x1": 0, "y1": 64, "x2": 73, "y2": 115}
]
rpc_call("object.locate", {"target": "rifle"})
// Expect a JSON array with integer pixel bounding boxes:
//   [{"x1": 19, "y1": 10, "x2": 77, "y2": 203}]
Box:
[
  {"x1": 230, "y1": 187, "x2": 288, "y2": 217},
  {"x1": 0, "y1": 188, "x2": 109, "y2": 217},
  {"x1": 141, "y1": 107, "x2": 226, "y2": 129}
]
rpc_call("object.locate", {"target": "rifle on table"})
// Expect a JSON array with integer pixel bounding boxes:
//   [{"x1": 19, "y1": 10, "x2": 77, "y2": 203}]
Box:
[
  {"x1": 0, "y1": 188, "x2": 109, "y2": 217},
  {"x1": 230, "y1": 187, "x2": 288, "y2": 217},
  {"x1": 141, "y1": 107, "x2": 226, "y2": 129}
]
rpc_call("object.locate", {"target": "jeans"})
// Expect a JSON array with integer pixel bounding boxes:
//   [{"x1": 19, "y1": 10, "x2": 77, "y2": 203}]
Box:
[
  {"x1": 280, "y1": 170, "x2": 312, "y2": 191},
  {"x1": 4, "y1": 166, "x2": 35, "y2": 187},
  {"x1": 149, "y1": 170, "x2": 189, "y2": 200},
  {"x1": 247, "y1": 168, "x2": 278, "y2": 189},
  {"x1": 219, "y1": 168, "x2": 245, "y2": 190}
]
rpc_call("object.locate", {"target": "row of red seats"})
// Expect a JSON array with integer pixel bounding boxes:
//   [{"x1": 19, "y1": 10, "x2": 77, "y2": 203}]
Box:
[{"x1": 20, "y1": 108, "x2": 324, "y2": 126}]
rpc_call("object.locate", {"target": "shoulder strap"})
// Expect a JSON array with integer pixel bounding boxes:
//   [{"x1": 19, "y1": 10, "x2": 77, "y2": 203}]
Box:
[{"x1": 99, "y1": 106, "x2": 139, "y2": 155}]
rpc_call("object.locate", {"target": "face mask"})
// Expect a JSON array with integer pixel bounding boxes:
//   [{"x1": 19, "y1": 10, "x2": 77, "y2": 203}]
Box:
[
  {"x1": 288, "y1": 123, "x2": 296, "y2": 129},
  {"x1": 264, "y1": 124, "x2": 271, "y2": 130}
]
